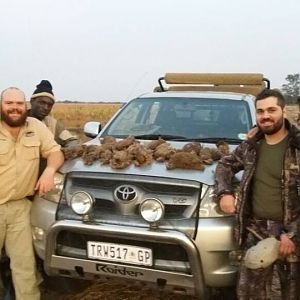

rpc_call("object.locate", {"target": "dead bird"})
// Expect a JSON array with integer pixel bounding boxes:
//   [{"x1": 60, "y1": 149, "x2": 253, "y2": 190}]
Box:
[
  {"x1": 128, "y1": 143, "x2": 153, "y2": 167},
  {"x1": 62, "y1": 144, "x2": 86, "y2": 160},
  {"x1": 153, "y1": 143, "x2": 176, "y2": 162},
  {"x1": 110, "y1": 150, "x2": 132, "y2": 169},
  {"x1": 115, "y1": 135, "x2": 136, "y2": 150},
  {"x1": 82, "y1": 145, "x2": 101, "y2": 165},
  {"x1": 146, "y1": 137, "x2": 166, "y2": 150},
  {"x1": 166, "y1": 151, "x2": 205, "y2": 171},
  {"x1": 216, "y1": 140, "x2": 230, "y2": 156},
  {"x1": 182, "y1": 142, "x2": 202, "y2": 155}
]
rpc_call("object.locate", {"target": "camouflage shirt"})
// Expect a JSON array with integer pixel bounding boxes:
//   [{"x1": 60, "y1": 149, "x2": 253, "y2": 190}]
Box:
[{"x1": 215, "y1": 119, "x2": 300, "y2": 248}]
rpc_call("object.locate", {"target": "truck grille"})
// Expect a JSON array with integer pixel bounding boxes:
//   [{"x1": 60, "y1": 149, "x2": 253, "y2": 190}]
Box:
[{"x1": 60, "y1": 172, "x2": 201, "y2": 221}]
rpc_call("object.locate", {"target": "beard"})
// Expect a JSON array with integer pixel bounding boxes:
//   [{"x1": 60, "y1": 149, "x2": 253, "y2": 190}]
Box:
[
  {"x1": 257, "y1": 116, "x2": 284, "y2": 135},
  {"x1": 1, "y1": 108, "x2": 27, "y2": 127}
]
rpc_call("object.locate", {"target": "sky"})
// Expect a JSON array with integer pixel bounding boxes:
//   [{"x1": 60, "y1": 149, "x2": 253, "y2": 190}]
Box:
[{"x1": 0, "y1": 0, "x2": 299, "y2": 102}]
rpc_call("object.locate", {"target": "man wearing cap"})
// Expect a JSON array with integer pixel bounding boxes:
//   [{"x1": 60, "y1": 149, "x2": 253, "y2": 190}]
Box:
[
  {"x1": 0, "y1": 87, "x2": 64, "y2": 300},
  {"x1": 28, "y1": 79, "x2": 78, "y2": 147},
  {"x1": 215, "y1": 89, "x2": 300, "y2": 299}
]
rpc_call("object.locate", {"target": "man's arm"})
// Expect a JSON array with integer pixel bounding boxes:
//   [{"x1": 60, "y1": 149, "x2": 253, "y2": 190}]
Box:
[
  {"x1": 215, "y1": 143, "x2": 247, "y2": 214},
  {"x1": 35, "y1": 150, "x2": 64, "y2": 196},
  {"x1": 55, "y1": 120, "x2": 79, "y2": 147}
]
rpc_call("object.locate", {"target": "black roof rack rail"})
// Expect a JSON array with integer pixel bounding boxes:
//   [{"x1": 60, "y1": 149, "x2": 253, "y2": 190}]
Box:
[
  {"x1": 158, "y1": 77, "x2": 165, "y2": 92},
  {"x1": 263, "y1": 77, "x2": 270, "y2": 89}
]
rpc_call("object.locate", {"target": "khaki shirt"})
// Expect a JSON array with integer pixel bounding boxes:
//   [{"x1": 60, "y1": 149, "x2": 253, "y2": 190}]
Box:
[{"x1": 0, "y1": 117, "x2": 61, "y2": 205}]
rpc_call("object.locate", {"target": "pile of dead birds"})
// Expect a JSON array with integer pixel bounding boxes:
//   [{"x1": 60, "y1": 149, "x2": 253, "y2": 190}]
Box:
[{"x1": 62, "y1": 136, "x2": 230, "y2": 171}]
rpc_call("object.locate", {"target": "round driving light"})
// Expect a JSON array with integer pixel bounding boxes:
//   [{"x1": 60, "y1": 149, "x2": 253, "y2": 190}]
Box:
[
  {"x1": 140, "y1": 198, "x2": 164, "y2": 223},
  {"x1": 70, "y1": 191, "x2": 94, "y2": 215}
]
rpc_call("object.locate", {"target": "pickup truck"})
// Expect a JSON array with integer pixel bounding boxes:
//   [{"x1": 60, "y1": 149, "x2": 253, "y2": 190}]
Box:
[{"x1": 31, "y1": 73, "x2": 270, "y2": 299}]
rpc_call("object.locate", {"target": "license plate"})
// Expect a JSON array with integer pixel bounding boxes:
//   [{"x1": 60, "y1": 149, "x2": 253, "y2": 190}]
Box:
[{"x1": 87, "y1": 241, "x2": 153, "y2": 266}]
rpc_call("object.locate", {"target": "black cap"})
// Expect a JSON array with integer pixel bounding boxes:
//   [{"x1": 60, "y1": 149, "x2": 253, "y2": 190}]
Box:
[{"x1": 31, "y1": 80, "x2": 55, "y2": 101}]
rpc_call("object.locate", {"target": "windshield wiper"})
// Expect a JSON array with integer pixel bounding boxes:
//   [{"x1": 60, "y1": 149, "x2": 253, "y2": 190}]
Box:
[
  {"x1": 134, "y1": 134, "x2": 187, "y2": 141},
  {"x1": 134, "y1": 135, "x2": 242, "y2": 143},
  {"x1": 188, "y1": 137, "x2": 242, "y2": 144}
]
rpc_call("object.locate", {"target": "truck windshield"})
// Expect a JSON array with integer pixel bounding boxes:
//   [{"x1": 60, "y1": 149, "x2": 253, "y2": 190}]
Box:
[{"x1": 102, "y1": 97, "x2": 252, "y2": 141}]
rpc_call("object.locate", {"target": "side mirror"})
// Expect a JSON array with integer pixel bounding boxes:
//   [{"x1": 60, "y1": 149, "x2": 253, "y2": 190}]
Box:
[{"x1": 83, "y1": 122, "x2": 102, "y2": 138}]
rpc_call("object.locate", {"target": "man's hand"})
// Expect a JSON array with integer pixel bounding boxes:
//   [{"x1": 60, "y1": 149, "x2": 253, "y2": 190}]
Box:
[
  {"x1": 279, "y1": 234, "x2": 296, "y2": 256},
  {"x1": 247, "y1": 126, "x2": 258, "y2": 139},
  {"x1": 219, "y1": 194, "x2": 236, "y2": 214},
  {"x1": 34, "y1": 167, "x2": 56, "y2": 196}
]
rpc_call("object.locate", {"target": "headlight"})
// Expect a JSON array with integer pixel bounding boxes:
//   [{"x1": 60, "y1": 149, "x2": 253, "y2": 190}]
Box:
[
  {"x1": 42, "y1": 172, "x2": 65, "y2": 203},
  {"x1": 140, "y1": 198, "x2": 164, "y2": 224},
  {"x1": 199, "y1": 185, "x2": 227, "y2": 217},
  {"x1": 70, "y1": 191, "x2": 95, "y2": 215}
]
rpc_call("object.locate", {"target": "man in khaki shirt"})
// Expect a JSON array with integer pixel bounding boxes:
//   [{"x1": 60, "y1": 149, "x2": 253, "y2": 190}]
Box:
[{"x1": 0, "y1": 87, "x2": 64, "y2": 300}]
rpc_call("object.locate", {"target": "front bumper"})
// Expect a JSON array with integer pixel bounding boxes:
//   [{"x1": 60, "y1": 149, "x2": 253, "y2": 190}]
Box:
[{"x1": 44, "y1": 220, "x2": 208, "y2": 298}]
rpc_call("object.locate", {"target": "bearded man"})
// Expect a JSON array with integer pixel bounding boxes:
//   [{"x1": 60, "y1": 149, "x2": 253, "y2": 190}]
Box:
[
  {"x1": 215, "y1": 89, "x2": 300, "y2": 299},
  {"x1": 0, "y1": 87, "x2": 64, "y2": 300}
]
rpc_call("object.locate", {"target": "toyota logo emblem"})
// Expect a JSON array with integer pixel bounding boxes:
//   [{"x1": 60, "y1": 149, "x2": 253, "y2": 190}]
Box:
[{"x1": 114, "y1": 185, "x2": 137, "y2": 201}]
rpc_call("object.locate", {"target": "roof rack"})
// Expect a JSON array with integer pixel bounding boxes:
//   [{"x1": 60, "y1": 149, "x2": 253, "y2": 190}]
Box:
[{"x1": 155, "y1": 73, "x2": 270, "y2": 96}]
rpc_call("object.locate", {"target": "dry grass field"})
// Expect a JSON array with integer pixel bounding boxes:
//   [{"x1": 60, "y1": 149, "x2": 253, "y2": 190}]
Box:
[
  {"x1": 286, "y1": 104, "x2": 299, "y2": 125},
  {"x1": 51, "y1": 103, "x2": 121, "y2": 131}
]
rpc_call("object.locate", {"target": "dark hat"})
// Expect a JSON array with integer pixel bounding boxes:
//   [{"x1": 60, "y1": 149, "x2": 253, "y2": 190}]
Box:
[{"x1": 31, "y1": 80, "x2": 55, "y2": 101}]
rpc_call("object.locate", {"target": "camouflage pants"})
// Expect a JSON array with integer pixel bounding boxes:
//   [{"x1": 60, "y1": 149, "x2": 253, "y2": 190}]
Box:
[{"x1": 237, "y1": 219, "x2": 300, "y2": 300}]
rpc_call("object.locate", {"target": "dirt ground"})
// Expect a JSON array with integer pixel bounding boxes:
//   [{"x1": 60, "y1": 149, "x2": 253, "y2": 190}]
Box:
[{"x1": 41, "y1": 277, "x2": 198, "y2": 300}]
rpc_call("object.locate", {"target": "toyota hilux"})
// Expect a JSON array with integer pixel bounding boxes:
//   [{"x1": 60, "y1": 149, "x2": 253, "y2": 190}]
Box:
[{"x1": 31, "y1": 73, "x2": 270, "y2": 299}]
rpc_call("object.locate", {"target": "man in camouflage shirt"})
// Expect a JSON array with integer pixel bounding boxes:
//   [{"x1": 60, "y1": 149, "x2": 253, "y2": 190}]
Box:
[{"x1": 216, "y1": 89, "x2": 300, "y2": 299}]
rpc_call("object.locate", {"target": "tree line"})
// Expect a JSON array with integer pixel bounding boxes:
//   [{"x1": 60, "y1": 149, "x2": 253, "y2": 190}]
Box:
[{"x1": 281, "y1": 73, "x2": 300, "y2": 104}]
